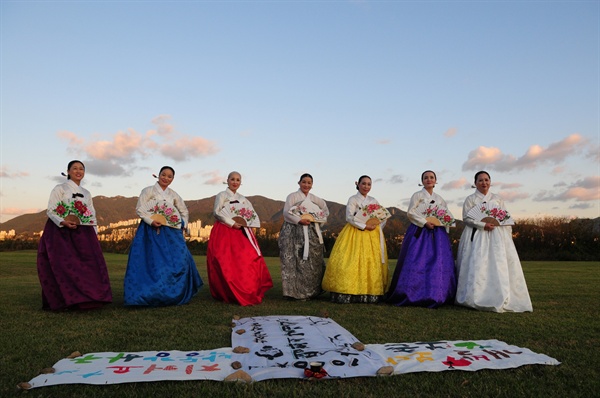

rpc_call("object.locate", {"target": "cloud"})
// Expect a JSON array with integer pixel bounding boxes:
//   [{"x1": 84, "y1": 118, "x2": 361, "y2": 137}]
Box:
[
  {"x1": 1, "y1": 207, "x2": 43, "y2": 215},
  {"x1": 160, "y1": 136, "x2": 218, "y2": 161},
  {"x1": 535, "y1": 176, "x2": 600, "y2": 202},
  {"x1": 586, "y1": 143, "x2": 600, "y2": 162},
  {"x1": 462, "y1": 134, "x2": 588, "y2": 172},
  {"x1": 444, "y1": 128, "x2": 457, "y2": 138},
  {"x1": 150, "y1": 115, "x2": 175, "y2": 137},
  {"x1": 57, "y1": 116, "x2": 219, "y2": 175},
  {"x1": 569, "y1": 203, "x2": 593, "y2": 210},
  {"x1": 83, "y1": 159, "x2": 130, "y2": 177},
  {"x1": 0, "y1": 166, "x2": 29, "y2": 178},
  {"x1": 495, "y1": 182, "x2": 523, "y2": 189},
  {"x1": 388, "y1": 175, "x2": 404, "y2": 184},
  {"x1": 85, "y1": 128, "x2": 149, "y2": 162},
  {"x1": 498, "y1": 191, "x2": 529, "y2": 202},
  {"x1": 441, "y1": 177, "x2": 469, "y2": 190},
  {"x1": 551, "y1": 166, "x2": 565, "y2": 175},
  {"x1": 203, "y1": 171, "x2": 225, "y2": 185}
]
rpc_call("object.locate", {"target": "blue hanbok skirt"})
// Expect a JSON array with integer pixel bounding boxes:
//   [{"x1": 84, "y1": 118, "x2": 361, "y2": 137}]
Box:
[
  {"x1": 124, "y1": 222, "x2": 203, "y2": 306},
  {"x1": 386, "y1": 224, "x2": 456, "y2": 308}
]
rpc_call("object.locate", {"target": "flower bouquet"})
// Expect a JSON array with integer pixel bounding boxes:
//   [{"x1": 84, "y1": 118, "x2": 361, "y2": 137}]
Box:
[
  {"x1": 466, "y1": 203, "x2": 514, "y2": 226},
  {"x1": 53, "y1": 200, "x2": 94, "y2": 225},
  {"x1": 354, "y1": 203, "x2": 391, "y2": 227},
  {"x1": 149, "y1": 202, "x2": 182, "y2": 228},
  {"x1": 289, "y1": 198, "x2": 327, "y2": 223},
  {"x1": 219, "y1": 201, "x2": 261, "y2": 228}
]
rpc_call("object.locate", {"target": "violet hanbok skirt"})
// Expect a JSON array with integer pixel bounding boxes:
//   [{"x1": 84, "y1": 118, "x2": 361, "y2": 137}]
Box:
[
  {"x1": 386, "y1": 223, "x2": 456, "y2": 308},
  {"x1": 36, "y1": 219, "x2": 112, "y2": 311}
]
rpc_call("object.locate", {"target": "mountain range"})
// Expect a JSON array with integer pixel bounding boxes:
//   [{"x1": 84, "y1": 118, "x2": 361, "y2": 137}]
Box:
[{"x1": 0, "y1": 195, "x2": 411, "y2": 237}]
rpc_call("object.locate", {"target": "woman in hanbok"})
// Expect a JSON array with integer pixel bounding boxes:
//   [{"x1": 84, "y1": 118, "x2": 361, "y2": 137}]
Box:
[
  {"x1": 278, "y1": 173, "x2": 329, "y2": 300},
  {"x1": 322, "y1": 175, "x2": 389, "y2": 303},
  {"x1": 455, "y1": 171, "x2": 532, "y2": 312},
  {"x1": 124, "y1": 166, "x2": 202, "y2": 306},
  {"x1": 206, "y1": 171, "x2": 273, "y2": 306},
  {"x1": 36, "y1": 160, "x2": 112, "y2": 311},
  {"x1": 386, "y1": 170, "x2": 456, "y2": 308}
]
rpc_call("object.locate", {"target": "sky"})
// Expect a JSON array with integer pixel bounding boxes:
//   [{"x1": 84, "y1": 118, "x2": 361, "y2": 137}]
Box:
[{"x1": 1, "y1": 0, "x2": 599, "y2": 224}]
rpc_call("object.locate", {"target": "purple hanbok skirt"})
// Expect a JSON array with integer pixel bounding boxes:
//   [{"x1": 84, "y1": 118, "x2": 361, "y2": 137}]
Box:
[
  {"x1": 37, "y1": 219, "x2": 112, "y2": 311},
  {"x1": 386, "y1": 224, "x2": 456, "y2": 308}
]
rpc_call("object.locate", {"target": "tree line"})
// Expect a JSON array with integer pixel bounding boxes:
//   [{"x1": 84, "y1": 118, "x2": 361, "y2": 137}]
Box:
[{"x1": 1, "y1": 216, "x2": 597, "y2": 262}]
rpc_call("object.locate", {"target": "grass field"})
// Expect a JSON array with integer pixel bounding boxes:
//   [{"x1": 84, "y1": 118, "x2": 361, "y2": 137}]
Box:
[{"x1": 0, "y1": 251, "x2": 598, "y2": 397}]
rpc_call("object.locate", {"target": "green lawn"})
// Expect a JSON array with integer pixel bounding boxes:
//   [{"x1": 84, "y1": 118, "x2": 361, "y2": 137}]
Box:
[{"x1": 0, "y1": 251, "x2": 598, "y2": 397}]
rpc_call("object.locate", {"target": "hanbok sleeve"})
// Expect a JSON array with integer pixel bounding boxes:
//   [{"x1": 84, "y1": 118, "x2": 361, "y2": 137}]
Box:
[
  {"x1": 136, "y1": 187, "x2": 155, "y2": 226},
  {"x1": 346, "y1": 195, "x2": 365, "y2": 230},
  {"x1": 171, "y1": 190, "x2": 189, "y2": 227},
  {"x1": 213, "y1": 191, "x2": 235, "y2": 227},
  {"x1": 407, "y1": 192, "x2": 427, "y2": 227},
  {"x1": 46, "y1": 184, "x2": 66, "y2": 227},
  {"x1": 283, "y1": 192, "x2": 301, "y2": 224}
]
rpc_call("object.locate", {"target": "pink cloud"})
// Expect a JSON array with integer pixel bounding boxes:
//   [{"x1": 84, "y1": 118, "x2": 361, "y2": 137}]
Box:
[
  {"x1": 444, "y1": 127, "x2": 457, "y2": 138},
  {"x1": 2, "y1": 207, "x2": 42, "y2": 215},
  {"x1": 498, "y1": 191, "x2": 529, "y2": 202},
  {"x1": 85, "y1": 129, "x2": 149, "y2": 161},
  {"x1": 462, "y1": 134, "x2": 588, "y2": 172},
  {"x1": 441, "y1": 177, "x2": 469, "y2": 190},
  {"x1": 0, "y1": 166, "x2": 29, "y2": 178},
  {"x1": 495, "y1": 182, "x2": 523, "y2": 189},
  {"x1": 203, "y1": 171, "x2": 225, "y2": 185},
  {"x1": 535, "y1": 176, "x2": 600, "y2": 202},
  {"x1": 57, "y1": 116, "x2": 219, "y2": 173},
  {"x1": 160, "y1": 137, "x2": 218, "y2": 161}
]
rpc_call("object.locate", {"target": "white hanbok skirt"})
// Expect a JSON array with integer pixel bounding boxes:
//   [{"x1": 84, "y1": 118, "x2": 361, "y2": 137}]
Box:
[{"x1": 455, "y1": 226, "x2": 532, "y2": 313}]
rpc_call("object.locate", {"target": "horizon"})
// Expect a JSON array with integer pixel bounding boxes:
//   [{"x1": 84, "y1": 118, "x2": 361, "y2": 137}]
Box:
[{"x1": 1, "y1": 2, "x2": 599, "y2": 223}]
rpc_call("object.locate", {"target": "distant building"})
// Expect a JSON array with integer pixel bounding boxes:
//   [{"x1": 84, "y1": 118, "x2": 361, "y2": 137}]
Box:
[{"x1": 0, "y1": 229, "x2": 15, "y2": 240}]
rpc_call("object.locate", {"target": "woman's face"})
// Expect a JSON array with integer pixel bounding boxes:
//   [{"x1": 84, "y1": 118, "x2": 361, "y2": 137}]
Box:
[
  {"x1": 158, "y1": 168, "x2": 174, "y2": 190},
  {"x1": 299, "y1": 176, "x2": 313, "y2": 195},
  {"x1": 422, "y1": 172, "x2": 436, "y2": 190},
  {"x1": 68, "y1": 162, "x2": 85, "y2": 185},
  {"x1": 475, "y1": 173, "x2": 491, "y2": 195},
  {"x1": 357, "y1": 177, "x2": 372, "y2": 196},
  {"x1": 227, "y1": 173, "x2": 242, "y2": 193}
]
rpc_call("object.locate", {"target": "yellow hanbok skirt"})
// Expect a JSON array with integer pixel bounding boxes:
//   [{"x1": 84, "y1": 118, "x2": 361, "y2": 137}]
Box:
[{"x1": 322, "y1": 223, "x2": 389, "y2": 296}]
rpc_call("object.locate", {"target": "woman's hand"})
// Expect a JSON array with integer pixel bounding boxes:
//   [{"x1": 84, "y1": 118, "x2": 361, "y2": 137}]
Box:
[
  {"x1": 151, "y1": 221, "x2": 163, "y2": 228},
  {"x1": 364, "y1": 224, "x2": 377, "y2": 231},
  {"x1": 298, "y1": 219, "x2": 311, "y2": 226},
  {"x1": 424, "y1": 222, "x2": 435, "y2": 230},
  {"x1": 232, "y1": 222, "x2": 242, "y2": 230},
  {"x1": 60, "y1": 220, "x2": 78, "y2": 229},
  {"x1": 484, "y1": 223, "x2": 496, "y2": 231}
]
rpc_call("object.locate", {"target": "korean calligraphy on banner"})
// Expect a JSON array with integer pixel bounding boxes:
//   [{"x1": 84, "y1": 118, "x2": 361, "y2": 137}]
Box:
[{"x1": 24, "y1": 316, "x2": 559, "y2": 389}]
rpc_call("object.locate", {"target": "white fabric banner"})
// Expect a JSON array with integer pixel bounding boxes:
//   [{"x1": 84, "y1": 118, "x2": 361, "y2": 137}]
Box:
[
  {"x1": 231, "y1": 315, "x2": 384, "y2": 381},
  {"x1": 26, "y1": 348, "x2": 233, "y2": 389},
  {"x1": 24, "y1": 316, "x2": 559, "y2": 389}
]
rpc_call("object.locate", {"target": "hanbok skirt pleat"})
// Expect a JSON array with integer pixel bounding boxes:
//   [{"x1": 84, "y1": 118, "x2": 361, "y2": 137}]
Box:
[
  {"x1": 37, "y1": 220, "x2": 112, "y2": 311},
  {"x1": 455, "y1": 226, "x2": 532, "y2": 313},
  {"x1": 322, "y1": 224, "x2": 388, "y2": 303},
  {"x1": 386, "y1": 224, "x2": 456, "y2": 308},
  {"x1": 124, "y1": 223, "x2": 202, "y2": 306},
  {"x1": 206, "y1": 221, "x2": 273, "y2": 306},
  {"x1": 278, "y1": 222, "x2": 325, "y2": 300}
]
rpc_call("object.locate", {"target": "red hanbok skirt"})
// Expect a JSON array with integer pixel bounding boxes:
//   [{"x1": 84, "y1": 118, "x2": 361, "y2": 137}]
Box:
[{"x1": 206, "y1": 221, "x2": 273, "y2": 306}]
